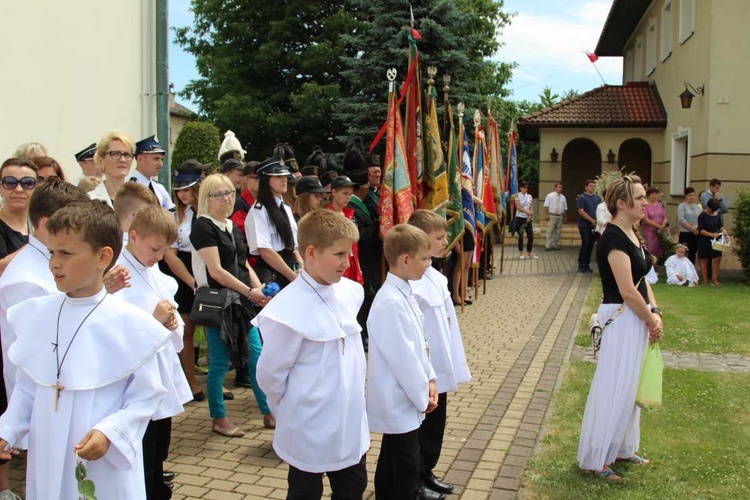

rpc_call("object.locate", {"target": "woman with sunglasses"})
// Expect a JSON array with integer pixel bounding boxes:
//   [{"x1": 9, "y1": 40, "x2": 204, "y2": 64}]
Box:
[
  {"x1": 87, "y1": 130, "x2": 136, "y2": 208},
  {"x1": 0, "y1": 158, "x2": 37, "y2": 276}
]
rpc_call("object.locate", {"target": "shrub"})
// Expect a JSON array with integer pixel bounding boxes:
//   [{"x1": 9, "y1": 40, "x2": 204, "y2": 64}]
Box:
[
  {"x1": 171, "y1": 121, "x2": 221, "y2": 173},
  {"x1": 732, "y1": 189, "x2": 750, "y2": 281}
]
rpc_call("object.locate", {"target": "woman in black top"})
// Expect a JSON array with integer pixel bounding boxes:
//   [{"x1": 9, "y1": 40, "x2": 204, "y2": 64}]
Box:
[
  {"x1": 697, "y1": 198, "x2": 725, "y2": 286},
  {"x1": 577, "y1": 175, "x2": 664, "y2": 481},
  {"x1": 190, "y1": 174, "x2": 273, "y2": 437}
]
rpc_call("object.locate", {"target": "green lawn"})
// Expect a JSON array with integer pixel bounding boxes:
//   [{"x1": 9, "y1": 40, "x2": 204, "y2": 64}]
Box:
[
  {"x1": 523, "y1": 362, "x2": 750, "y2": 499},
  {"x1": 576, "y1": 272, "x2": 750, "y2": 354}
]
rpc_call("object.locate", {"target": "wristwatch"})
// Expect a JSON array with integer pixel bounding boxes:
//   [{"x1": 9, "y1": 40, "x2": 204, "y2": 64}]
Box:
[{"x1": 650, "y1": 307, "x2": 662, "y2": 317}]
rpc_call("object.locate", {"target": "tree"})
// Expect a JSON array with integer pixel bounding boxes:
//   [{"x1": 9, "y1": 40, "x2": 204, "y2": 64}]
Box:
[
  {"x1": 171, "y1": 121, "x2": 221, "y2": 172},
  {"x1": 174, "y1": 1, "x2": 357, "y2": 159},
  {"x1": 335, "y1": 0, "x2": 514, "y2": 144}
]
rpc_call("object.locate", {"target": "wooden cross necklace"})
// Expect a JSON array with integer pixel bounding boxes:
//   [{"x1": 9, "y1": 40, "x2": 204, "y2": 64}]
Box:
[
  {"x1": 299, "y1": 273, "x2": 346, "y2": 355},
  {"x1": 52, "y1": 294, "x2": 108, "y2": 411}
]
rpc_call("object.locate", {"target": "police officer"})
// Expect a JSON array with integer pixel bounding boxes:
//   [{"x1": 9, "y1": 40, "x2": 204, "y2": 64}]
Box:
[{"x1": 132, "y1": 135, "x2": 175, "y2": 211}]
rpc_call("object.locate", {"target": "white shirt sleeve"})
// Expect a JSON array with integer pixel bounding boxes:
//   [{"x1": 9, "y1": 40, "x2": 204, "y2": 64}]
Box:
[
  {"x1": 246, "y1": 206, "x2": 274, "y2": 253},
  {"x1": 256, "y1": 319, "x2": 304, "y2": 413}
]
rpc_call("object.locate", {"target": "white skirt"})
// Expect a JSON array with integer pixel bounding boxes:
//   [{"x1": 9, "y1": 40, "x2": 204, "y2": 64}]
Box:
[{"x1": 577, "y1": 303, "x2": 649, "y2": 470}]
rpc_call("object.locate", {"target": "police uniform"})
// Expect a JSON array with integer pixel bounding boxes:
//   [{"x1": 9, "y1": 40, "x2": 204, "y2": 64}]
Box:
[
  {"x1": 133, "y1": 135, "x2": 176, "y2": 211},
  {"x1": 74, "y1": 142, "x2": 97, "y2": 185}
]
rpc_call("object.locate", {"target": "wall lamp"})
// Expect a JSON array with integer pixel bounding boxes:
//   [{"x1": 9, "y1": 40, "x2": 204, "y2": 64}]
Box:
[
  {"x1": 550, "y1": 148, "x2": 559, "y2": 162},
  {"x1": 680, "y1": 82, "x2": 704, "y2": 109}
]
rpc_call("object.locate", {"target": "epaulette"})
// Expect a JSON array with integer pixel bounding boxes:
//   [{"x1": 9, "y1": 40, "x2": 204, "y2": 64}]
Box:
[{"x1": 253, "y1": 202, "x2": 263, "y2": 209}]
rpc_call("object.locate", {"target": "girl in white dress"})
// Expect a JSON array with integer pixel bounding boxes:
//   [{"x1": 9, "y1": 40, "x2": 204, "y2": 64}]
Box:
[{"x1": 665, "y1": 244, "x2": 699, "y2": 286}]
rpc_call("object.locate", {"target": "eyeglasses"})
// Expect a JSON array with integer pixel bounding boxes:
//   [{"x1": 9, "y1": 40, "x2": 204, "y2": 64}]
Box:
[
  {"x1": 1, "y1": 176, "x2": 37, "y2": 190},
  {"x1": 105, "y1": 151, "x2": 134, "y2": 161},
  {"x1": 208, "y1": 190, "x2": 233, "y2": 199}
]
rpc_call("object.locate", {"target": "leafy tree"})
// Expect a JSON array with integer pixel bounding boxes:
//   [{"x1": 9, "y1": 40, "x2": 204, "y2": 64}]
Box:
[
  {"x1": 733, "y1": 189, "x2": 750, "y2": 281},
  {"x1": 171, "y1": 121, "x2": 221, "y2": 172}
]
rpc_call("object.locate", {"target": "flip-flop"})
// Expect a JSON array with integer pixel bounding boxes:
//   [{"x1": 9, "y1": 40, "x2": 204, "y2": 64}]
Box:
[
  {"x1": 616, "y1": 454, "x2": 650, "y2": 465},
  {"x1": 591, "y1": 468, "x2": 621, "y2": 481},
  {"x1": 212, "y1": 424, "x2": 245, "y2": 437}
]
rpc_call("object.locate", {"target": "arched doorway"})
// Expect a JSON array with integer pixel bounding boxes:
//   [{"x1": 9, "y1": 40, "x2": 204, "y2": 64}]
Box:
[
  {"x1": 561, "y1": 139, "x2": 601, "y2": 218},
  {"x1": 618, "y1": 138, "x2": 652, "y2": 186}
]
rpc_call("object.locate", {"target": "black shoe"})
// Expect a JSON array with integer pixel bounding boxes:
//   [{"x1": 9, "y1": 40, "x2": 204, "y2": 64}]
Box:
[
  {"x1": 163, "y1": 471, "x2": 176, "y2": 481},
  {"x1": 192, "y1": 391, "x2": 205, "y2": 402},
  {"x1": 419, "y1": 486, "x2": 446, "y2": 500},
  {"x1": 578, "y1": 268, "x2": 586, "y2": 273},
  {"x1": 585, "y1": 267, "x2": 594, "y2": 273},
  {"x1": 234, "y1": 377, "x2": 253, "y2": 389},
  {"x1": 464, "y1": 299, "x2": 473, "y2": 305},
  {"x1": 424, "y1": 474, "x2": 454, "y2": 494},
  {"x1": 223, "y1": 391, "x2": 234, "y2": 400},
  {"x1": 165, "y1": 482, "x2": 174, "y2": 490}
]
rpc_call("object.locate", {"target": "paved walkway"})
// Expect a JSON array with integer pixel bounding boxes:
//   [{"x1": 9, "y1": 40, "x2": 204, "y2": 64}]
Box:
[
  {"x1": 575, "y1": 346, "x2": 750, "y2": 373},
  {"x1": 7, "y1": 245, "x2": 593, "y2": 499}
]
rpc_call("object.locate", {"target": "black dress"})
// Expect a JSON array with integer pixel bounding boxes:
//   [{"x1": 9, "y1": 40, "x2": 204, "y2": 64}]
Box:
[
  {"x1": 697, "y1": 212, "x2": 723, "y2": 259},
  {"x1": 0, "y1": 218, "x2": 29, "y2": 414}
]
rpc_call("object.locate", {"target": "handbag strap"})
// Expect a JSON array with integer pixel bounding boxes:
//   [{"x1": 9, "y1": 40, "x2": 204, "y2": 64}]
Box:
[{"x1": 602, "y1": 275, "x2": 645, "y2": 333}]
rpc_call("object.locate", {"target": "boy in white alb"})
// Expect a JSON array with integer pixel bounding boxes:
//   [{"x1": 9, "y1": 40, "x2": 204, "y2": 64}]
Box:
[
  {"x1": 0, "y1": 180, "x2": 90, "y2": 495},
  {"x1": 0, "y1": 201, "x2": 170, "y2": 499},
  {"x1": 665, "y1": 244, "x2": 699, "y2": 287},
  {"x1": 367, "y1": 224, "x2": 438, "y2": 500},
  {"x1": 114, "y1": 206, "x2": 192, "y2": 498},
  {"x1": 408, "y1": 210, "x2": 472, "y2": 496},
  {"x1": 255, "y1": 210, "x2": 369, "y2": 499}
]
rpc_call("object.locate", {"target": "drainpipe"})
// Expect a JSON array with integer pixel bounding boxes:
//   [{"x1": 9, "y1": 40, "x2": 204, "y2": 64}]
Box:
[{"x1": 155, "y1": 0, "x2": 171, "y2": 189}]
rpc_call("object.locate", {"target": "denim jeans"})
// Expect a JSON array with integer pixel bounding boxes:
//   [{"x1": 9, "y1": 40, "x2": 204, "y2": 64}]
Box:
[
  {"x1": 578, "y1": 224, "x2": 596, "y2": 270},
  {"x1": 205, "y1": 325, "x2": 269, "y2": 418}
]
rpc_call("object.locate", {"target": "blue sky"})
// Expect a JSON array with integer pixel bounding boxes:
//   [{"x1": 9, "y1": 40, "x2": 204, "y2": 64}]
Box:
[{"x1": 169, "y1": 0, "x2": 622, "y2": 110}]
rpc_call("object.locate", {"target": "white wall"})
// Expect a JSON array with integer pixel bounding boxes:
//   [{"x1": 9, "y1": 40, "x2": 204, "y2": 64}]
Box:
[{"x1": 0, "y1": 0, "x2": 157, "y2": 180}]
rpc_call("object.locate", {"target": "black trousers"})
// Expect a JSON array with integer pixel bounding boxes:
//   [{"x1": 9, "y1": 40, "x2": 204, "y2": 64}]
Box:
[
  {"x1": 679, "y1": 231, "x2": 699, "y2": 264},
  {"x1": 578, "y1": 225, "x2": 595, "y2": 270},
  {"x1": 143, "y1": 417, "x2": 172, "y2": 500},
  {"x1": 419, "y1": 392, "x2": 447, "y2": 478},
  {"x1": 287, "y1": 454, "x2": 367, "y2": 500},
  {"x1": 515, "y1": 218, "x2": 533, "y2": 252},
  {"x1": 375, "y1": 429, "x2": 421, "y2": 500}
]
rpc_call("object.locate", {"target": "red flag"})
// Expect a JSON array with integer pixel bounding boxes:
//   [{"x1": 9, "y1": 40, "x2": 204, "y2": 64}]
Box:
[
  {"x1": 404, "y1": 32, "x2": 423, "y2": 208},
  {"x1": 586, "y1": 51, "x2": 599, "y2": 63}
]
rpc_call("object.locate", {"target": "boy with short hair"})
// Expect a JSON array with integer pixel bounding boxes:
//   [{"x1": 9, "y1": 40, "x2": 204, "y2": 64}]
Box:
[
  {"x1": 408, "y1": 210, "x2": 472, "y2": 495},
  {"x1": 114, "y1": 206, "x2": 192, "y2": 499},
  {"x1": 0, "y1": 201, "x2": 170, "y2": 498},
  {"x1": 255, "y1": 209, "x2": 369, "y2": 499},
  {"x1": 114, "y1": 182, "x2": 159, "y2": 241},
  {"x1": 367, "y1": 223, "x2": 439, "y2": 500}
]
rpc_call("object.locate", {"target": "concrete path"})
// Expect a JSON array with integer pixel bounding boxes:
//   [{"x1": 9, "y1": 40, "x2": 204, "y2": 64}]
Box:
[{"x1": 575, "y1": 346, "x2": 750, "y2": 373}]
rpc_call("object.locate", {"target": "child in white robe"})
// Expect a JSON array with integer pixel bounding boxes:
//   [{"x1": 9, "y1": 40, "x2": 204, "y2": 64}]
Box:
[
  {"x1": 0, "y1": 180, "x2": 90, "y2": 496},
  {"x1": 665, "y1": 244, "x2": 699, "y2": 286},
  {"x1": 0, "y1": 201, "x2": 169, "y2": 499},
  {"x1": 114, "y1": 206, "x2": 192, "y2": 498},
  {"x1": 367, "y1": 224, "x2": 438, "y2": 500},
  {"x1": 408, "y1": 211, "x2": 472, "y2": 495},
  {"x1": 255, "y1": 209, "x2": 369, "y2": 499}
]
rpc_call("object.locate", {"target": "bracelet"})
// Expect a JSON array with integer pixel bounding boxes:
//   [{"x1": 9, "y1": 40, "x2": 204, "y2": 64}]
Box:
[
  {"x1": 650, "y1": 307, "x2": 662, "y2": 317},
  {"x1": 247, "y1": 287, "x2": 254, "y2": 300}
]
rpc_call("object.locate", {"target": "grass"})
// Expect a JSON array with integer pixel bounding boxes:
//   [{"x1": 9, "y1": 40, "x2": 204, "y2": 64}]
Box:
[
  {"x1": 523, "y1": 362, "x2": 750, "y2": 499},
  {"x1": 575, "y1": 272, "x2": 750, "y2": 355}
]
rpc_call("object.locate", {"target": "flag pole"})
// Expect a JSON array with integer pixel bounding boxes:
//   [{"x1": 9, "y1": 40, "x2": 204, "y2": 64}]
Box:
[{"x1": 457, "y1": 102, "x2": 467, "y2": 314}]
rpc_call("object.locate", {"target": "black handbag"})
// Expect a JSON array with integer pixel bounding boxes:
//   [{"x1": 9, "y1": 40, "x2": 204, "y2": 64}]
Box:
[{"x1": 189, "y1": 287, "x2": 226, "y2": 327}]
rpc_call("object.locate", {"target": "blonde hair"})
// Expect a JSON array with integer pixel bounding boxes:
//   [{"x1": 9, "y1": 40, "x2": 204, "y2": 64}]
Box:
[
  {"x1": 294, "y1": 192, "x2": 320, "y2": 219},
  {"x1": 383, "y1": 224, "x2": 430, "y2": 267},
  {"x1": 13, "y1": 142, "x2": 48, "y2": 160},
  {"x1": 408, "y1": 209, "x2": 447, "y2": 234},
  {"x1": 197, "y1": 174, "x2": 236, "y2": 217},
  {"x1": 130, "y1": 205, "x2": 178, "y2": 244},
  {"x1": 297, "y1": 209, "x2": 359, "y2": 254},
  {"x1": 95, "y1": 130, "x2": 136, "y2": 172},
  {"x1": 78, "y1": 176, "x2": 102, "y2": 192},
  {"x1": 605, "y1": 174, "x2": 643, "y2": 216},
  {"x1": 114, "y1": 182, "x2": 158, "y2": 221}
]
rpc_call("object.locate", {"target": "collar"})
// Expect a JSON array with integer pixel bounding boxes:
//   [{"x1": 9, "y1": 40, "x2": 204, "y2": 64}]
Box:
[
  {"x1": 131, "y1": 169, "x2": 153, "y2": 184},
  {"x1": 274, "y1": 195, "x2": 284, "y2": 207},
  {"x1": 122, "y1": 247, "x2": 147, "y2": 272},
  {"x1": 65, "y1": 286, "x2": 107, "y2": 305},
  {"x1": 386, "y1": 272, "x2": 412, "y2": 297},
  {"x1": 200, "y1": 214, "x2": 233, "y2": 232},
  {"x1": 122, "y1": 231, "x2": 129, "y2": 243},
  {"x1": 28, "y1": 235, "x2": 50, "y2": 259}
]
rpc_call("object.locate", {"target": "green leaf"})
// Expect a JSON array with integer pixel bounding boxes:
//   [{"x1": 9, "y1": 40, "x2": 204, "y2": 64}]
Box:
[
  {"x1": 80, "y1": 479, "x2": 96, "y2": 496},
  {"x1": 75, "y1": 462, "x2": 87, "y2": 482}
]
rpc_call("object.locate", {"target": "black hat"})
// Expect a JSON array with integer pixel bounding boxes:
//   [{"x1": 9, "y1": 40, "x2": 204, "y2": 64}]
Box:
[
  {"x1": 331, "y1": 175, "x2": 358, "y2": 190},
  {"x1": 295, "y1": 176, "x2": 328, "y2": 195},
  {"x1": 74, "y1": 143, "x2": 97, "y2": 162},
  {"x1": 273, "y1": 143, "x2": 299, "y2": 173},
  {"x1": 366, "y1": 154, "x2": 381, "y2": 168},
  {"x1": 243, "y1": 161, "x2": 260, "y2": 177},
  {"x1": 135, "y1": 135, "x2": 165, "y2": 155},
  {"x1": 348, "y1": 169, "x2": 369, "y2": 187},
  {"x1": 173, "y1": 159, "x2": 210, "y2": 190},
  {"x1": 256, "y1": 157, "x2": 291, "y2": 177},
  {"x1": 319, "y1": 169, "x2": 338, "y2": 188},
  {"x1": 300, "y1": 165, "x2": 319, "y2": 177},
  {"x1": 221, "y1": 158, "x2": 244, "y2": 174}
]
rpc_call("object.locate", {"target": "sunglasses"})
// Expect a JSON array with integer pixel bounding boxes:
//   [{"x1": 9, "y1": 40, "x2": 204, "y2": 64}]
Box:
[{"x1": 1, "y1": 176, "x2": 37, "y2": 190}]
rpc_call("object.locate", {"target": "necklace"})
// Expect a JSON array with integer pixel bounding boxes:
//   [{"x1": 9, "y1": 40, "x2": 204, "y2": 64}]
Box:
[
  {"x1": 423, "y1": 270, "x2": 451, "y2": 329},
  {"x1": 391, "y1": 282, "x2": 430, "y2": 360},
  {"x1": 299, "y1": 273, "x2": 346, "y2": 354},
  {"x1": 122, "y1": 251, "x2": 167, "y2": 300},
  {"x1": 52, "y1": 293, "x2": 108, "y2": 411},
  {"x1": 28, "y1": 239, "x2": 50, "y2": 262}
]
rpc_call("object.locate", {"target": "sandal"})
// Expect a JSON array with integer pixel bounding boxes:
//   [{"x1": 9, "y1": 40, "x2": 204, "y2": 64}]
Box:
[
  {"x1": 616, "y1": 454, "x2": 650, "y2": 465},
  {"x1": 591, "y1": 468, "x2": 621, "y2": 481},
  {"x1": 212, "y1": 424, "x2": 245, "y2": 438}
]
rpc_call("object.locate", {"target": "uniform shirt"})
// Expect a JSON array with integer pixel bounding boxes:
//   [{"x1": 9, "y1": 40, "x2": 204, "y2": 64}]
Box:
[
  {"x1": 366, "y1": 273, "x2": 436, "y2": 434},
  {"x1": 172, "y1": 206, "x2": 196, "y2": 253},
  {"x1": 130, "y1": 169, "x2": 176, "y2": 211},
  {"x1": 245, "y1": 197, "x2": 298, "y2": 255},
  {"x1": 543, "y1": 191, "x2": 568, "y2": 215}
]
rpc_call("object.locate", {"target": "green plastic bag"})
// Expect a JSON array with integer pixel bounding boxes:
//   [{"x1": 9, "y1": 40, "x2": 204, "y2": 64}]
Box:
[{"x1": 636, "y1": 342, "x2": 663, "y2": 409}]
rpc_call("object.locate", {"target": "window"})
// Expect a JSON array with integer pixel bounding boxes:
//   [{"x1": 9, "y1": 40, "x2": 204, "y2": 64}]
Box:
[
  {"x1": 671, "y1": 127, "x2": 691, "y2": 195},
  {"x1": 646, "y1": 20, "x2": 656, "y2": 75},
  {"x1": 633, "y1": 36, "x2": 644, "y2": 80},
  {"x1": 624, "y1": 48, "x2": 634, "y2": 83},
  {"x1": 679, "y1": 0, "x2": 695, "y2": 43},
  {"x1": 661, "y1": 1, "x2": 673, "y2": 61}
]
